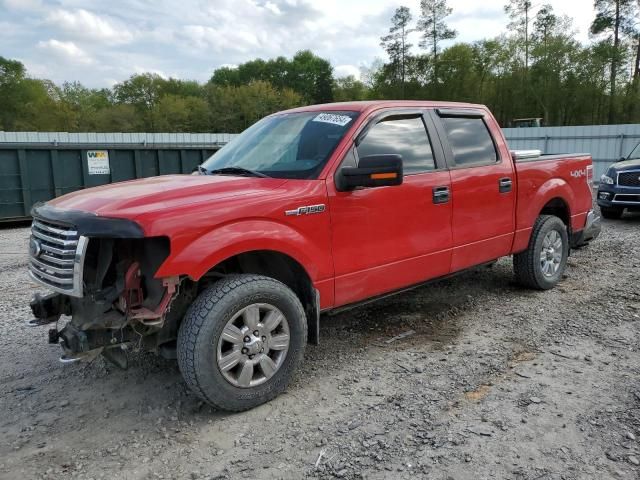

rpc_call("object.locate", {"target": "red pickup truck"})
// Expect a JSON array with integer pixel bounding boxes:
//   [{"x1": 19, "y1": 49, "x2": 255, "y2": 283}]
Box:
[{"x1": 28, "y1": 101, "x2": 600, "y2": 411}]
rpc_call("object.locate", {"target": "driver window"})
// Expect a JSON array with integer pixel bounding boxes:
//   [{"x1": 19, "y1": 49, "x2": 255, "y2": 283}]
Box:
[{"x1": 357, "y1": 115, "x2": 436, "y2": 174}]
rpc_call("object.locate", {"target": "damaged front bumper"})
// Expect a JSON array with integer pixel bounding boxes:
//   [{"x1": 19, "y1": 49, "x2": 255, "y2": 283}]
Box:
[
  {"x1": 30, "y1": 292, "x2": 145, "y2": 361},
  {"x1": 27, "y1": 205, "x2": 181, "y2": 365}
]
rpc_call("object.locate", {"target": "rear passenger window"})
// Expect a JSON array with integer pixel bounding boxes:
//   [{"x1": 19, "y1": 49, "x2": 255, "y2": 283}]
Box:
[
  {"x1": 441, "y1": 117, "x2": 498, "y2": 167},
  {"x1": 357, "y1": 116, "x2": 435, "y2": 174}
]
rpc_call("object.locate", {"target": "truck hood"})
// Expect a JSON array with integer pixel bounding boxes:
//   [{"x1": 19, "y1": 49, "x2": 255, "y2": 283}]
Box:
[
  {"x1": 48, "y1": 174, "x2": 288, "y2": 218},
  {"x1": 611, "y1": 158, "x2": 640, "y2": 171}
]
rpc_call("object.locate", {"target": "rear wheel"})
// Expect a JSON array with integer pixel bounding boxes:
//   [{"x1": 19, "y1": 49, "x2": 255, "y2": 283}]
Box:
[
  {"x1": 514, "y1": 215, "x2": 569, "y2": 290},
  {"x1": 600, "y1": 206, "x2": 624, "y2": 220},
  {"x1": 177, "y1": 274, "x2": 307, "y2": 411}
]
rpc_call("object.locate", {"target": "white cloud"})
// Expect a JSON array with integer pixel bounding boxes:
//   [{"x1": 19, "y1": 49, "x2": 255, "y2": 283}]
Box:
[
  {"x1": 263, "y1": 1, "x2": 282, "y2": 15},
  {"x1": 45, "y1": 8, "x2": 134, "y2": 45},
  {"x1": 181, "y1": 24, "x2": 261, "y2": 54},
  {"x1": 335, "y1": 64, "x2": 361, "y2": 79},
  {"x1": 37, "y1": 39, "x2": 94, "y2": 65},
  {"x1": 2, "y1": 0, "x2": 43, "y2": 12},
  {"x1": 22, "y1": 59, "x2": 49, "y2": 78},
  {"x1": 1, "y1": 0, "x2": 598, "y2": 88}
]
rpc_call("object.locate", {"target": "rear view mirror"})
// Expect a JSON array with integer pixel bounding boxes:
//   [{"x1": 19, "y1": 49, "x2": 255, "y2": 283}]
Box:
[{"x1": 337, "y1": 154, "x2": 403, "y2": 191}]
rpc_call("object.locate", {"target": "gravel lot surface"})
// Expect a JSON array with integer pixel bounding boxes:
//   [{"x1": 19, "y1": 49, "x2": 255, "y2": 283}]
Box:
[{"x1": 0, "y1": 207, "x2": 639, "y2": 480}]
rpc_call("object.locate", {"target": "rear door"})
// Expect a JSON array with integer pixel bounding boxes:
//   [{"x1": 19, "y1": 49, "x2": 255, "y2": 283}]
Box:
[
  {"x1": 328, "y1": 110, "x2": 453, "y2": 306},
  {"x1": 429, "y1": 108, "x2": 515, "y2": 272}
]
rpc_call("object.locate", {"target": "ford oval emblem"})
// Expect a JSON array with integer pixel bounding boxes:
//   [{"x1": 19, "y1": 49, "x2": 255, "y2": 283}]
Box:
[{"x1": 30, "y1": 237, "x2": 42, "y2": 258}]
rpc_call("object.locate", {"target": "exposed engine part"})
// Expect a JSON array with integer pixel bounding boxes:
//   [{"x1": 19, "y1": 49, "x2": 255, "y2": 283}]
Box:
[
  {"x1": 117, "y1": 262, "x2": 180, "y2": 327},
  {"x1": 30, "y1": 231, "x2": 199, "y2": 359},
  {"x1": 29, "y1": 292, "x2": 70, "y2": 326},
  {"x1": 60, "y1": 349, "x2": 103, "y2": 364},
  {"x1": 48, "y1": 328, "x2": 59, "y2": 344}
]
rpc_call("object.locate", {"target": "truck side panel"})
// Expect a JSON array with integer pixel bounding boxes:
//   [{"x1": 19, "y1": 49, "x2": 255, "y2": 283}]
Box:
[{"x1": 511, "y1": 155, "x2": 593, "y2": 253}]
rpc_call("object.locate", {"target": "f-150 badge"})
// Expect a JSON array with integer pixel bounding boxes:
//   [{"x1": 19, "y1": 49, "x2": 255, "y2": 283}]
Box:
[{"x1": 285, "y1": 204, "x2": 326, "y2": 216}]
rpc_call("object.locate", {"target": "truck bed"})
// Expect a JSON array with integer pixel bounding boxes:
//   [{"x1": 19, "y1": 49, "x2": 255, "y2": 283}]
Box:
[{"x1": 512, "y1": 153, "x2": 594, "y2": 253}]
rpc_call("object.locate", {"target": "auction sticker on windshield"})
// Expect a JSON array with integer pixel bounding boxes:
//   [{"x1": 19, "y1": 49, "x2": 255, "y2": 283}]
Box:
[{"x1": 312, "y1": 113, "x2": 353, "y2": 127}]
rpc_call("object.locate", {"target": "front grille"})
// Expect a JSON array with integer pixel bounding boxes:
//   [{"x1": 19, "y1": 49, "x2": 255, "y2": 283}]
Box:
[
  {"x1": 618, "y1": 170, "x2": 640, "y2": 187},
  {"x1": 29, "y1": 218, "x2": 88, "y2": 297}
]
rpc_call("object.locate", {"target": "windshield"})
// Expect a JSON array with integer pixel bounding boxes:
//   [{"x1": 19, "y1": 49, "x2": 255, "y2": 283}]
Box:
[{"x1": 201, "y1": 111, "x2": 359, "y2": 179}]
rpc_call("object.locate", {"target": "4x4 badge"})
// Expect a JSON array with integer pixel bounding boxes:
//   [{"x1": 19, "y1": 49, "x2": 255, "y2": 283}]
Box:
[{"x1": 285, "y1": 204, "x2": 326, "y2": 216}]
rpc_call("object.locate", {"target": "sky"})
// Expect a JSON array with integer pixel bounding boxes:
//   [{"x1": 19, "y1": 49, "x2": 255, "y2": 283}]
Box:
[{"x1": 0, "y1": 0, "x2": 597, "y2": 88}]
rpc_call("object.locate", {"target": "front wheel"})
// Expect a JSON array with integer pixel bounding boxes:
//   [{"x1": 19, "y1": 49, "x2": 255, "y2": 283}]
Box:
[
  {"x1": 513, "y1": 215, "x2": 569, "y2": 290},
  {"x1": 177, "y1": 274, "x2": 307, "y2": 411}
]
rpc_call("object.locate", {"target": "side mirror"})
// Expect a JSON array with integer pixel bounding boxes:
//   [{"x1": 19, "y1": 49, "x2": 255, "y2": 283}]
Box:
[
  {"x1": 618, "y1": 156, "x2": 627, "y2": 162},
  {"x1": 337, "y1": 154, "x2": 403, "y2": 191}
]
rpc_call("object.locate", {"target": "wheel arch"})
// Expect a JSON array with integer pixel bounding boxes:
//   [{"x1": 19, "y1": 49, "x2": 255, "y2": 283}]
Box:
[
  {"x1": 201, "y1": 250, "x2": 320, "y2": 344},
  {"x1": 539, "y1": 196, "x2": 571, "y2": 228},
  {"x1": 513, "y1": 179, "x2": 575, "y2": 253},
  {"x1": 154, "y1": 219, "x2": 331, "y2": 344}
]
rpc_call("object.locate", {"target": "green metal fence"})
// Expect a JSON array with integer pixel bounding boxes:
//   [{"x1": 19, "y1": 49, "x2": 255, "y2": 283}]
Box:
[{"x1": 0, "y1": 133, "x2": 235, "y2": 222}]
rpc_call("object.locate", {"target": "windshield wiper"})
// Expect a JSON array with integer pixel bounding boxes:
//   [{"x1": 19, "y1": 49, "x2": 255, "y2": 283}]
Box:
[{"x1": 207, "y1": 167, "x2": 270, "y2": 178}]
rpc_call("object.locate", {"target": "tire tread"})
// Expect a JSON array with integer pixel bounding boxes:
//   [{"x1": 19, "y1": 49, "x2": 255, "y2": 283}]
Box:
[
  {"x1": 177, "y1": 274, "x2": 306, "y2": 411},
  {"x1": 513, "y1": 215, "x2": 567, "y2": 290}
]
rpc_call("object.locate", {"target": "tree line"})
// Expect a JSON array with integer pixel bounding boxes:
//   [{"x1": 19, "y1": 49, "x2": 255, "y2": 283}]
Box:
[{"x1": 1, "y1": 0, "x2": 639, "y2": 132}]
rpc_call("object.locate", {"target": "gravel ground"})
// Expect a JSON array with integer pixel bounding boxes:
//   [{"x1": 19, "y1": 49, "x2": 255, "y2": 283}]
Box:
[{"x1": 0, "y1": 206, "x2": 639, "y2": 480}]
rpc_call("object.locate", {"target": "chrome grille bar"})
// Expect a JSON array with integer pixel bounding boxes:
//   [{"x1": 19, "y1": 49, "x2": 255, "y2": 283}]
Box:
[
  {"x1": 30, "y1": 256, "x2": 74, "y2": 276},
  {"x1": 40, "y1": 243, "x2": 76, "y2": 256},
  {"x1": 31, "y1": 221, "x2": 78, "y2": 237},
  {"x1": 31, "y1": 229, "x2": 79, "y2": 247},
  {"x1": 29, "y1": 218, "x2": 88, "y2": 297},
  {"x1": 39, "y1": 253, "x2": 74, "y2": 266},
  {"x1": 29, "y1": 266, "x2": 74, "y2": 285}
]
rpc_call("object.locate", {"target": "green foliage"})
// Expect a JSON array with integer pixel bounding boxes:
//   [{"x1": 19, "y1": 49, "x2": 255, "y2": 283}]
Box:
[
  {"x1": 589, "y1": 0, "x2": 638, "y2": 121},
  {"x1": 591, "y1": 0, "x2": 637, "y2": 38},
  {"x1": 0, "y1": 56, "x2": 27, "y2": 130},
  {"x1": 380, "y1": 6, "x2": 414, "y2": 97},
  {"x1": 209, "y1": 51, "x2": 333, "y2": 104},
  {"x1": 333, "y1": 76, "x2": 369, "y2": 101},
  {"x1": 205, "y1": 81, "x2": 303, "y2": 132},
  {"x1": 417, "y1": 0, "x2": 457, "y2": 59}
]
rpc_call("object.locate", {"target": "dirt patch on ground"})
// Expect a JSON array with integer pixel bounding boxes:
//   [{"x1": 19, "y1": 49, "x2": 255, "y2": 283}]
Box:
[{"x1": 1, "y1": 206, "x2": 639, "y2": 480}]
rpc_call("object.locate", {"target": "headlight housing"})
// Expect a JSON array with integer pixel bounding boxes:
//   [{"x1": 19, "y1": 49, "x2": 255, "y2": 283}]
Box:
[{"x1": 600, "y1": 174, "x2": 615, "y2": 185}]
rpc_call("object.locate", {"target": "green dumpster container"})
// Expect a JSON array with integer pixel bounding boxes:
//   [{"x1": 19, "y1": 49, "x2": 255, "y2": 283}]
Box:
[{"x1": 0, "y1": 132, "x2": 235, "y2": 222}]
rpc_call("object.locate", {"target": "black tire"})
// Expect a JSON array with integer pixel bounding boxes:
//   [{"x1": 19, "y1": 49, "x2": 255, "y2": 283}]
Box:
[
  {"x1": 513, "y1": 215, "x2": 569, "y2": 290},
  {"x1": 177, "y1": 274, "x2": 307, "y2": 411},
  {"x1": 600, "y1": 207, "x2": 624, "y2": 220}
]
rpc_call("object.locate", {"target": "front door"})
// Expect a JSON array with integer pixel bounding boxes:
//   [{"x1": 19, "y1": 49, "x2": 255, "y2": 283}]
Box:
[{"x1": 327, "y1": 111, "x2": 453, "y2": 307}]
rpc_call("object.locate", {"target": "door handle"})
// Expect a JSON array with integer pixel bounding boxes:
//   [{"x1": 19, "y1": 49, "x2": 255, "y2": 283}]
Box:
[
  {"x1": 499, "y1": 177, "x2": 512, "y2": 193},
  {"x1": 433, "y1": 186, "x2": 450, "y2": 204}
]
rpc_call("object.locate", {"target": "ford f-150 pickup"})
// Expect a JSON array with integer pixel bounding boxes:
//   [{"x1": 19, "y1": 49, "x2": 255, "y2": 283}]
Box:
[{"x1": 27, "y1": 101, "x2": 601, "y2": 411}]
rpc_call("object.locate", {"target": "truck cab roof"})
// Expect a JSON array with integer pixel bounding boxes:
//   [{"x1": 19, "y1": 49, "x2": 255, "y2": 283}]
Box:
[{"x1": 279, "y1": 100, "x2": 488, "y2": 115}]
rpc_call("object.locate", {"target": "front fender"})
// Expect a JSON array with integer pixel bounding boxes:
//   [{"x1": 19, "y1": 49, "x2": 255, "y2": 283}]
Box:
[{"x1": 154, "y1": 218, "x2": 332, "y2": 283}]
